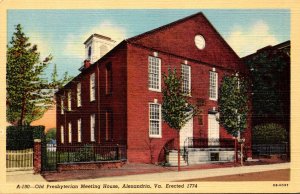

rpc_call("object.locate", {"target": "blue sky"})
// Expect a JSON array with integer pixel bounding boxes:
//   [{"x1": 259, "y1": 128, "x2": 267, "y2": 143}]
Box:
[{"x1": 7, "y1": 9, "x2": 290, "y2": 79}]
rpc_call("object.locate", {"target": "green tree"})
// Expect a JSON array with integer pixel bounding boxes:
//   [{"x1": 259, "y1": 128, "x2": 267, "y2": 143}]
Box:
[
  {"x1": 218, "y1": 75, "x2": 249, "y2": 137},
  {"x1": 244, "y1": 48, "x2": 290, "y2": 125},
  {"x1": 45, "y1": 128, "x2": 56, "y2": 143},
  {"x1": 218, "y1": 74, "x2": 249, "y2": 163},
  {"x1": 7, "y1": 24, "x2": 71, "y2": 126},
  {"x1": 162, "y1": 68, "x2": 197, "y2": 171}
]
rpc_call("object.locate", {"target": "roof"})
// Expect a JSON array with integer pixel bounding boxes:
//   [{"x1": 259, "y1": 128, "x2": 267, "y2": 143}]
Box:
[
  {"x1": 83, "y1": 33, "x2": 116, "y2": 45},
  {"x1": 126, "y1": 11, "x2": 241, "y2": 61},
  {"x1": 242, "y1": 40, "x2": 290, "y2": 59},
  {"x1": 126, "y1": 12, "x2": 204, "y2": 42}
]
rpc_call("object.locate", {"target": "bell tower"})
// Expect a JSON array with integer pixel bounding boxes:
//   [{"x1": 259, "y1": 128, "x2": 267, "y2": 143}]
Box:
[{"x1": 84, "y1": 34, "x2": 116, "y2": 64}]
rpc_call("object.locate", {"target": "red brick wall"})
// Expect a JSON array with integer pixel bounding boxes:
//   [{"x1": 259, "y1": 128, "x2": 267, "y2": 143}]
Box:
[
  {"x1": 56, "y1": 44, "x2": 127, "y2": 147},
  {"x1": 129, "y1": 13, "x2": 243, "y2": 71},
  {"x1": 126, "y1": 43, "x2": 249, "y2": 163}
]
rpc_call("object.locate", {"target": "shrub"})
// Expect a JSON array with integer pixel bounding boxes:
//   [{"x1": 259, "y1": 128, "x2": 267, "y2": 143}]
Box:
[
  {"x1": 6, "y1": 125, "x2": 45, "y2": 150},
  {"x1": 74, "y1": 144, "x2": 94, "y2": 162},
  {"x1": 252, "y1": 123, "x2": 287, "y2": 144}
]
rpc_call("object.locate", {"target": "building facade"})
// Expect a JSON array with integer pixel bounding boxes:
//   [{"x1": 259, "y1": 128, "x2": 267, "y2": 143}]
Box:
[{"x1": 56, "y1": 12, "x2": 252, "y2": 164}]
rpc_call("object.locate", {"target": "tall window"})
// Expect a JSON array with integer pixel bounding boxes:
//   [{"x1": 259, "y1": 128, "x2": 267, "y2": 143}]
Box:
[
  {"x1": 60, "y1": 125, "x2": 64, "y2": 144},
  {"x1": 149, "y1": 103, "x2": 162, "y2": 138},
  {"x1": 77, "y1": 118, "x2": 82, "y2": 142},
  {"x1": 90, "y1": 73, "x2": 96, "y2": 101},
  {"x1": 77, "y1": 83, "x2": 81, "y2": 107},
  {"x1": 67, "y1": 91, "x2": 71, "y2": 111},
  {"x1": 105, "y1": 110, "x2": 113, "y2": 141},
  {"x1": 148, "y1": 56, "x2": 161, "y2": 91},
  {"x1": 106, "y1": 63, "x2": 112, "y2": 95},
  {"x1": 181, "y1": 64, "x2": 191, "y2": 95},
  {"x1": 61, "y1": 98, "x2": 64, "y2": 114},
  {"x1": 209, "y1": 71, "x2": 218, "y2": 100},
  {"x1": 68, "y1": 122, "x2": 72, "y2": 143},
  {"x1": 90, "y1": 114, "x2": 95, "y2": 142}
]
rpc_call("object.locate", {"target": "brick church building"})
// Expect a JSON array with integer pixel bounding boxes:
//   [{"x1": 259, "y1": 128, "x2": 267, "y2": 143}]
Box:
[{"x1": 56, "y1": 12, "x2": 252, "y2": 164}]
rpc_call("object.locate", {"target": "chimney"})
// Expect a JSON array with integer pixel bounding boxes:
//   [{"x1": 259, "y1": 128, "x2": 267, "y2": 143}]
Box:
[{"x1": 84, "y1": 59, "x2": 91, "y2": 69}]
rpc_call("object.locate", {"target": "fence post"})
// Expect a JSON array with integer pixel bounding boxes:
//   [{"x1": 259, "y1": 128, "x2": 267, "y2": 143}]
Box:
[
  {"x1": 116, "y1": 145, "x2": 119, "y2": 160},
  {"x1": 33, "y1": 139, "x2": 42, "y2": 174}
]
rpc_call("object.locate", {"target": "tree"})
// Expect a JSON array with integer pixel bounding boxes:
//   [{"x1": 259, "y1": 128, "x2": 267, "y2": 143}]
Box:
[
  {"x1": 218, "y1": 74, "x2": 249, "y2": 163},
  {"x1": 46, "y1": 128, "x2": 56, "y2": 143},
  {"x1": 7, "y1": 24, "x2": 71, "y2": 126},
  {"x1": 253, "y1": 123, "x2": 286, "y2": 144},
  {"x1": 162, "y1": 68, "x2": 197, "y2": 171}
]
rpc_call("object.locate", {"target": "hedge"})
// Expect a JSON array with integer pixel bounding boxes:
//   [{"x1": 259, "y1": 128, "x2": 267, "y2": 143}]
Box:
[
  {"x1": 252, "y1": 123, "x2": 287, "y2": 144},
  {"x1": 6, "y1": 125, "x2": 45, "y2": 150}
]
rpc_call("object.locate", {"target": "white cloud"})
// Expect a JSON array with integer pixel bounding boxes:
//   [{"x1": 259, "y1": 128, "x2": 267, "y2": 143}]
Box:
[
  {"x1": 64, "y1": 21, "x2": 127, "y2": 58},
  {"x1": 226, "y1": 20, "x2": 279, "y2": 57},
  {"x1": 27, "y1": 31, "x2": 52, "y2": 59}
]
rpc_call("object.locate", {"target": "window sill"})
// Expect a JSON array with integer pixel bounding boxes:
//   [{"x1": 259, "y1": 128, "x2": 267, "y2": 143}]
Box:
[
  {"x1": 209, "y1": 98, "x2": 218, "y2": 101},
  {"x1": 149, "y1": 88, "x2": 161, "y2": 93},
  {"x1": 149, "y1": 135, "x2": 162, "y2": 138}
]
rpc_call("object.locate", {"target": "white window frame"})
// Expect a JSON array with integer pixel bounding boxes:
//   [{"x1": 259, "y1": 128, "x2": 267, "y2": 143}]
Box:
[
  {"x1": 148, "y1": 56, "x2": 161, "y2": 92},
  {"x1": 90, "y1": 114, "x2": 95, "y2": 142},
  {"x1": 181, "y1": 64, "x2": 191, "y2": 96},
  {"x1": 77, "y1": 118, "x2": 82, "y2": 142},
  {"x1": 77, "y1": 82, "x2": 81, "y2": 107},
  {"x1": 60, "y1": 125, "x2": 64, "y2": 144},
  {"x1": 68, "y1": 122, "x2": 72, "y2": 143},
  {"x1": 61, "y1": 98, "x2": 64, "y2": 114},
  {"x1": 209, "y1": 71, "x2": 218, "y2": 101},
  {"x1": 90, "y1": 73, "x2": 96, "y2": 101},
  {"x1": 67, "y1": 91, "x2": 72, "y2": 111},
  {"x1": 149, "y1": 103, "x2": 162, "y2": 138}
]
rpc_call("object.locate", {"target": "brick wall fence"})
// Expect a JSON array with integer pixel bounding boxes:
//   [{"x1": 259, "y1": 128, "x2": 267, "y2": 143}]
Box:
[{"x1": 33, "y1": 139, "x2": 42, "y2": 173}]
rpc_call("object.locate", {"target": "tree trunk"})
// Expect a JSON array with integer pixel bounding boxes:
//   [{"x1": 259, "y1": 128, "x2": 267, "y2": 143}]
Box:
[
  {"x1": 20, "y1": 96, "x2": 26, "y2": 126},
  {"x1": 234, "y1": 138, "x2": 238, "y2": 163},
  {"x1": 178, "y1": 132, "x2": 181, "y2": 171},
  {"x1": 241, "y1": 143, "x2": 244, "y2": 166}
]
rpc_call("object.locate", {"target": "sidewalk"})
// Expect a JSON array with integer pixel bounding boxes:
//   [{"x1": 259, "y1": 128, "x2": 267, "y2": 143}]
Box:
[
  {"x1": 6, "y1": 170, "x2": 46, "y2": 182},
  {"x1": 68, "y1": 162, "x2": 289, "y2": 182}
]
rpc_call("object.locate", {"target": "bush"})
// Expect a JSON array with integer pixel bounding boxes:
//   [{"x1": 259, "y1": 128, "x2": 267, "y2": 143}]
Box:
[
  {"x1": 46, "y1": 128, "x2": 56, "y2": 143},
  {"x1": 74, "y1": 144, "x2": 94, "y2": 162},
  {"x1": 6, "y1": 125, "x2": 45, "y2": 150},
  {"x1": 252, "y1": 123, "x2": 287, "y2": 144}
]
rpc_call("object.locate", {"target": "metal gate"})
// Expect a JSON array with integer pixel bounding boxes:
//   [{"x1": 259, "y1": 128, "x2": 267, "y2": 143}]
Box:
[{"x1": 42, "y1": 144, "x2": 57, "y2": 171}]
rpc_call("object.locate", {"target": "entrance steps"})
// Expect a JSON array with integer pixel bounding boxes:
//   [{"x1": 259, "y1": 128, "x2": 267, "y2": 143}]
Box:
[{"x1": 166, "y1": 150, "x2": 187, "y2": 166}]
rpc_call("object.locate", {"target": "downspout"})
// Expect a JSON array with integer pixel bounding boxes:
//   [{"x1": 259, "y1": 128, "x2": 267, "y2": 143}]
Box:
[{"x1": 97, "y1": 63, "x2": 101, "y2": 144}]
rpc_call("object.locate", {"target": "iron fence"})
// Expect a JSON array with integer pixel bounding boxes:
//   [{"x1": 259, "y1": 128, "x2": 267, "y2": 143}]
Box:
[
  {"x1": 252, "y1": 144, "x2": 287, "y2": 156},
  {"x1": 56, "y1": 144, "x2": 127, "y2": 164},
  {"x1": 184, "y1": 137, "x2": 236, "y2": 149}
]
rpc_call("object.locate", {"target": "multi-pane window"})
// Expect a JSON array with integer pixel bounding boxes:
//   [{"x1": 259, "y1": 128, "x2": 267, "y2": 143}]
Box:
[
  {"x1": 90, "y1": 73, "x2": 96, "y2": 101},
  {"x1": 106, "y1": 64, "x2": 112, "y2": 95},
  {"x1": 77, "y1": 83, "x2": 81, "y2": 107},
  {"x1": 90, "y1": 114, "x2": 95, "y2": 142},
  {"x1": 209, "y1": 71, "x2": 218, "y2": 100},
  {"x1": 67, "y1": 91, "x2": 71, "y2": 111},
  {"x1": 148, "y1": 56, "x2": 161, "y2": 91},
  {"x1": 181, "y1": 64, "x2": 191, "y2": 95},
  {"x1": 105, "y1": 110, "x2": 113, "y2": 141},
  {"x1": 61, "y1": 98, "x2": 64, "y2": 114},
  {"x1": 149, "y1": 103, "x2": 161, "y2": 138},
  {"x1": 60, "y1": 125, "x2": 64, "y2": 144},
  {"x1": 68, "y1": 122, "x2": 72, "y2": 143},
  {"x1": 77, "y1": 118, "x2": 82, "y2": 142}
]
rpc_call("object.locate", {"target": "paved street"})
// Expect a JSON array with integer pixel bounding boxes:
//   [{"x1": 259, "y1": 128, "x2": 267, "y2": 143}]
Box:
[
  {"x1": 6, "y1": 162, "x2": 289, "y2": 183},
  {"x1": 69, "y1": 162, "x2": 289, "y2": 182}
]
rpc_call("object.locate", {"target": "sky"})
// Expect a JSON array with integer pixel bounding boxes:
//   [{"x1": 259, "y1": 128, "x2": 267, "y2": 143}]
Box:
[{"x1": 7, "y1": 9, "x2": 290, "y2": 80}]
